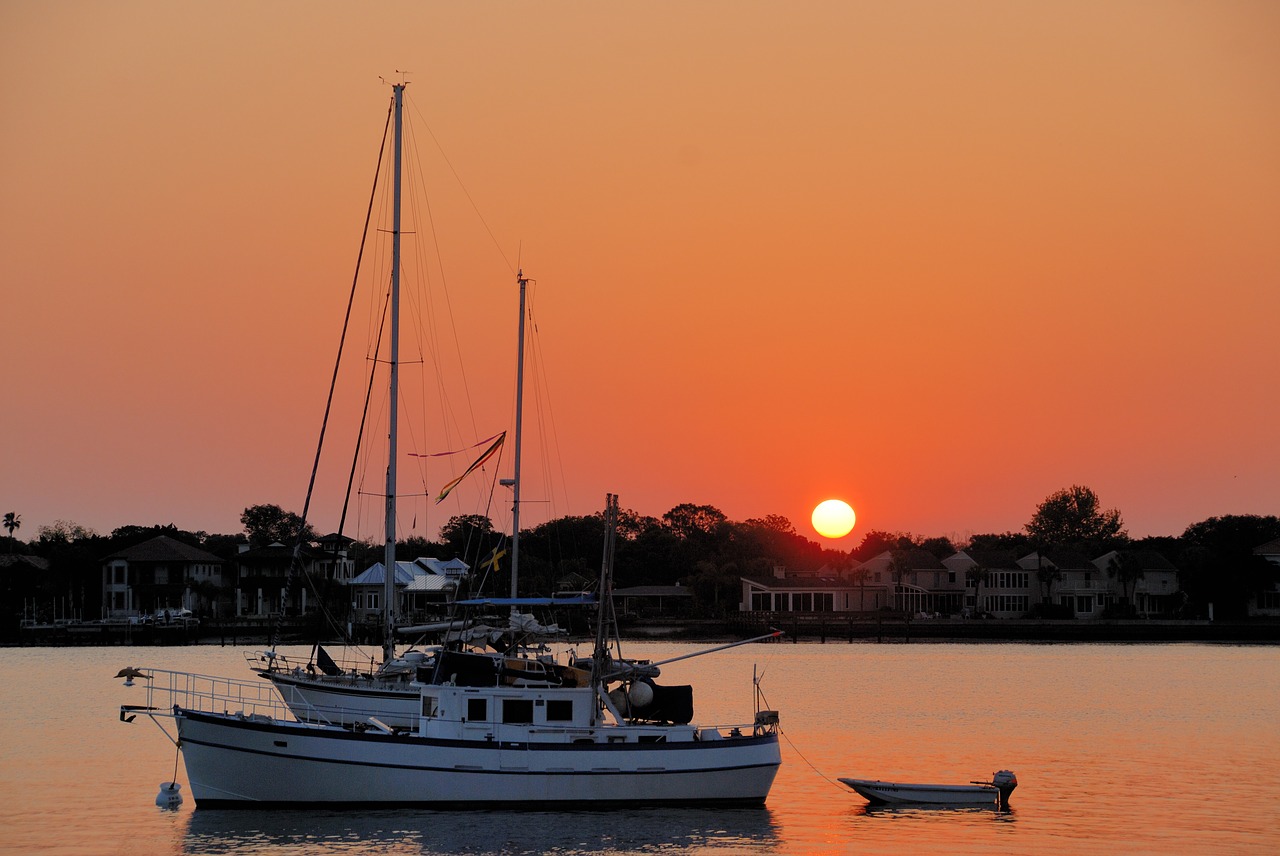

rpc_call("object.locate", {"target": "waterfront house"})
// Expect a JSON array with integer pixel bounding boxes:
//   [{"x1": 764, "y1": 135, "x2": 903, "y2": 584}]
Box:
[
  {"x1": 2, "y1": 553, "x2": 52, "y2": 628},
  {"x1": 739, "y1": 563, "x2": 889, "y2": 614},
  {"x1": 1019, "y1": 549, "x2": 1107, "y2": 617},
  {"x1": 1092, "y1": 549, "x2": 1182, "y2": 617},
  {"x1": 348, "y1": 556, "x2": 470, "y2": 624},
  {"x1": 943, "y1": 550, "x2": 1029, "y2": 617},
  {"x1": 101, "y1": 534, "x2": 224, "y2": 620},
  {"x1": 860, "y1": 549, "x2": 965, "y2": 615},
  {"x1": 229, "y1": 540, "x2": 355, "y2": 618},
  {"x1": 613, "y1": 584, "x2": 693, "y2": 618}
]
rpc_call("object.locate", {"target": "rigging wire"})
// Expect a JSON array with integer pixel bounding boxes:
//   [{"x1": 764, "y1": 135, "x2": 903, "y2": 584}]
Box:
[
  {"x1": 268, "y1": 96, "x2": 393, "y2": 652},
  {"x1": 407, "y1": 95, "x2": 516, "y2": 276}
]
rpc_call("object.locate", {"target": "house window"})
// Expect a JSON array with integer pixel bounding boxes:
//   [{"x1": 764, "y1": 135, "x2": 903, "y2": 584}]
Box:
[
  {"x1": 796, "y1": 593, "x2": 813, "y2": 612},
  {"x1": 368, "y1": 592, "x2": 379, "y2": 610},
  {"x1": 466, "y1": 698, "x2": 487, "y2": 722},
  {"x1": 751, "y1": 592, "x2": 770, "y2": 611},
  {"x1": 873, "y1": 572, "x2": 881, "y2": 583},
  {"x1": 816, "y1": 593, "x2": 833, "y2": 612},
  {"x1": 948, "y1": 571, "x2": 956, "y2": 583},
  {"x1": 155, "y1": 567, "x2": 169, "y2": 584}
]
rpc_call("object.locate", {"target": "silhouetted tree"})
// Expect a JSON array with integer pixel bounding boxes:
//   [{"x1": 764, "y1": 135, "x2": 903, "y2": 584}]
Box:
[
  {"x1": 1177, "y1": 515, "x2": 1280, "y2": 618},
  {"x1": 852, "y1": 530, "x2": 913, "y2": 561},
  {"x1": 919, "y1": 536, "x2": 956, "y2": 559},
  {"x1": 1025, "y1": 486, "x2": 1126, "y2": 551},
  {"x1": 241, "y1": 504, "x2": 315, "y2": 547},
  {"x1": 438, "y1": 514, "x2": 496, "y2": 562},
  {"x1": 3, "y1": 512, "x2": 19, "y2": 553},
  {"x1": 661, "y1": 504, "x2": 727, "y2": 540},
  {"x1": 967, "y1": 532, "x2": 1031, "y2": 554}
]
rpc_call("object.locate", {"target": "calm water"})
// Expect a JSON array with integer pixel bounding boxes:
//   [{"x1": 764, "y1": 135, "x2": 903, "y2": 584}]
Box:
[{"x1": 1, "y1": 642, "x2": 1277, "y2": 855}]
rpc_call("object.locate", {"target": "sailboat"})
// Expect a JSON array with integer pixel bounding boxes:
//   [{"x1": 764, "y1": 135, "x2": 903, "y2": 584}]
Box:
[
  {"x1": 247, "y1": 78, "x2": 543, "y2": 728},
  {"x1": 118, "y1": 84, "x2": 782, "y2": 808},
  {"x1": 246, "y1": 275, "x2": 535, "y2": 731}
]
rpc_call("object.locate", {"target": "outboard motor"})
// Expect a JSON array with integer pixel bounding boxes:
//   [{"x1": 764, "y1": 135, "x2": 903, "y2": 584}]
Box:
[{"x1": 992, "y1": 770, "x2": 1018, "y2": 809}]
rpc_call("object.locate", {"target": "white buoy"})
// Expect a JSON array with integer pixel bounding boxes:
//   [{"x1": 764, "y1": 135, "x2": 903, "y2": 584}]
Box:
[{"x1": 155, "y1": 781, "x2": 183, "y2": 809}]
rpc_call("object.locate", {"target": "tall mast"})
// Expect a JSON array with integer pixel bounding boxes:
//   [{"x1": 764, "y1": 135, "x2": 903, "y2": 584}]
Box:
[
  {"x1": 382, "y1": 83, "x2": 405, "y2": 665},
  {"x1": 509, "y1": 270, "x2": 528, "y2": 611}
]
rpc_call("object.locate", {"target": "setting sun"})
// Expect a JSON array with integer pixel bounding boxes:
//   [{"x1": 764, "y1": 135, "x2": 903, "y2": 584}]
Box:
[{"x1": 811, "y1": 499, "x2": 856, "y2": 539}]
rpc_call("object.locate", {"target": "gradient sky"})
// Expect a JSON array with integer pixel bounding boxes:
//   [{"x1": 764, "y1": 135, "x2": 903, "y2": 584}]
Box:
[{"x1": 2, "y1": 1, "x2": 1278, "y2": 549}]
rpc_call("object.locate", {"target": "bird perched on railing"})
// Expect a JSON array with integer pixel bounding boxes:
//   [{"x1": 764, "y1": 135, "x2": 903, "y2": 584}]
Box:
[{"x1": 114, "y1": 666, "x2": 150, "y2": 686}]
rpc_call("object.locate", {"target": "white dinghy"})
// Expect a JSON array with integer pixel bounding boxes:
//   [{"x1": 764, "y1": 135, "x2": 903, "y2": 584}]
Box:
[{"x1": 839, "y1": 770, "x2": 1018, "y2": 809}]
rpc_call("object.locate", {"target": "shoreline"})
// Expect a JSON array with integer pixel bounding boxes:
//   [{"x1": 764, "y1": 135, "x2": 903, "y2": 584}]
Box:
[{"x1": 6, "y1": 616, "x2": 1280, "y2": 646}]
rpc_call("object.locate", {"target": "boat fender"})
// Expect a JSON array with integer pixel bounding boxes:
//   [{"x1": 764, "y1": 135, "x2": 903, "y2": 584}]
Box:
[
  {"x1": 628, "y1": 681, "x2": 655, "y2": 708},
  {"x1": 607, "y1": 688, "x2": 630, "y2": 715},
  {"x1": 155, "y1": 781, "x2": 183, "y2": 810}
]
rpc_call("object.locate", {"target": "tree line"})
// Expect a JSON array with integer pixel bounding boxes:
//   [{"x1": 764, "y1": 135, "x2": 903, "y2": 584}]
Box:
[{"x1": 3, "y1": 486, "x2": 1278, "y2": 625}]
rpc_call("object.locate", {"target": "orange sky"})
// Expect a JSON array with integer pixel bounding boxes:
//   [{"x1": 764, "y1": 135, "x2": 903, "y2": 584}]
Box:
[{"x1": 2, "y1": 1, "x2": 1278, "y2": 548}]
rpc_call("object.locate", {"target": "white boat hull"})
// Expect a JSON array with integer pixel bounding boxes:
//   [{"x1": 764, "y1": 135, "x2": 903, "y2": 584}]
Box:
[
  {"x1": 178, "y1": 709, "x2": 781, "y2": 807},
  {"x1": 838, "y1": 778, "x2": 1002, "y2": 806}
]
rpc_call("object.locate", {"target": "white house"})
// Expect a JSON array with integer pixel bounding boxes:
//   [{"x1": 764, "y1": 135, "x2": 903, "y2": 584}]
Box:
[
  {"x1": 1092, "y1": 550, "x2": 1182, "y2": 617},
  {"x1": 1018, "y1": 550, "x2": 1104, "y2": 617},
  {"x1": 740, "y1": 563, "x2": 886, "y2": 614},
  {"x1": 943, "y1": 550, "x2": 1029, "y2": 618},
  {"x1": 349, "y1": 557, "x2": 470, "y2": 623},
  {"x1": 859, "y1": 549, "x2": 965, "y2": 615}
]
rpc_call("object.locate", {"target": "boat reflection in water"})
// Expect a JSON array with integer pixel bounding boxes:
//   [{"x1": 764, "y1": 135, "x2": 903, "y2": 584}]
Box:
[{"x1": 182, "y1": 807, "x2": 781, "y2": 855}]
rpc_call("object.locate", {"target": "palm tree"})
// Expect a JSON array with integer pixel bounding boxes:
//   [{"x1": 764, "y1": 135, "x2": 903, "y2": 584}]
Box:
[
  {"x1": 889, "y1": 552, "x2": 908, "y2": 613},
  {"x1": 1034, "y1": 550, "x2": 1061, "y2": 605},
  {"x1": 1106, "y1": 550, "x2": 1145, "y2": 616},
  {"x1": 849, "y1": 564, "x2": 870, "y2": 613},
  {"x1": 3, "y1": 512, "x2": 19, "y2": 553},
  {"x1": 967, "y1": 564, "x2": 992, "y2": 617}
]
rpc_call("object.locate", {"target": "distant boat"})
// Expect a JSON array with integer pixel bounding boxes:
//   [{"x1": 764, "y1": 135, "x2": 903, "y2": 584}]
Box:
[{"x1": 839, "y1": 770, "x2": 1017, "y2": 809}]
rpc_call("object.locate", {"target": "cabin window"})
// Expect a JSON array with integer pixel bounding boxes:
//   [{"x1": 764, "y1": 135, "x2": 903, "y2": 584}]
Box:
[
  {"x1": 502, "y1": 699, "x2": 534, "y2": 724},
  {"x1": 421, "y1": 696, "x2": 438, "y2": 717},
  {"x1": 466, "y1": 698, "x2": 487, "y2": 722},
  {"x1": 546, "y1": 700, "x2": 573, "y2": 722}
]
